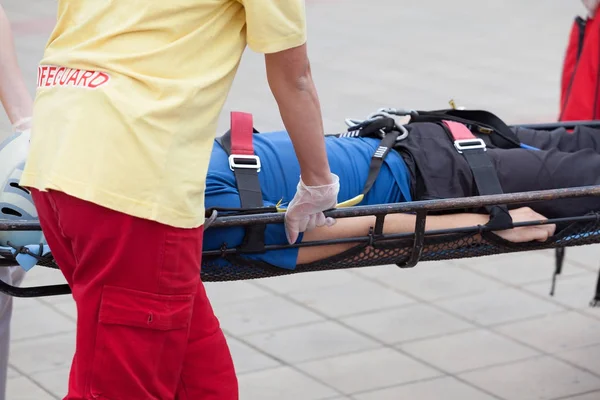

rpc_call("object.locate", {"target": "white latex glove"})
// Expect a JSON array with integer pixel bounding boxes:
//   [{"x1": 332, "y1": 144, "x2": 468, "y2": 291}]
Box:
[
  {"x1": 284, "y1": 173, "x2": 340, "y2": 244},
  {"x1": 583, "y1": 0, "x2": 600, "y2": 17}
]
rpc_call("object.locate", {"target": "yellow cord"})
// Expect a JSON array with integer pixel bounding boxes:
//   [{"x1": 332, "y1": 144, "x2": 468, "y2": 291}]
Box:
[
  {"x1": 275, "y1": 194, "x2": 364, "y2": 213},
  {"x1": 336, "y1": 194, "x2": 364, "y2": 208}
]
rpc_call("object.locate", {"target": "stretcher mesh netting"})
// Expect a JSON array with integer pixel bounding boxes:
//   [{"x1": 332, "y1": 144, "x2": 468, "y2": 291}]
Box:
[
  {"x1": 200, "y1": 217, "x2": 600, "y2": 281},
  {"x1": 10, "y1": 216, "x2": 600, "y2": 282},
  {"x1": 5, "y1": 190, "x2": 600, "y2": 283},
  {"x1": 2, "y1": 185, "x2": 600, "y2": 298}
]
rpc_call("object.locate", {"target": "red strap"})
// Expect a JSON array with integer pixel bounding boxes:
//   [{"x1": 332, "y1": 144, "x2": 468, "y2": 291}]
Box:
[
  {"x1": 230, "y1": 111, "x2": 254, "y2": 156},
  {"x1": 442, "y1": 119, "x2": 476, "y2": 141}
]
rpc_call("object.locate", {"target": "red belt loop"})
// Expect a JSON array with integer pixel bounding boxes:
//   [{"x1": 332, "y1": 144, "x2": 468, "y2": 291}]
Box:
[
  {"x1": 230, "y1": 111, "x2": 255, "y2": 156},
  {"x1": 442, "y1": 119, "x2": 476, "y2": 140}
]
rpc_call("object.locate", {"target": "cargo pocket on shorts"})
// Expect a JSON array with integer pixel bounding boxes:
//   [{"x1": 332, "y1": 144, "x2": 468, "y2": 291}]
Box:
[{"x1": 89, "y1": 285, "x2": 195, "y2": 400}]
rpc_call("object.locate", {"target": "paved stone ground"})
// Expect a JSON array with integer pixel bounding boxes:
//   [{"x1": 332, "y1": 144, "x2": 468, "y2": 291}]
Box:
[{"x1": 4, "y1": 1, "x2": 600, "y2": 399}]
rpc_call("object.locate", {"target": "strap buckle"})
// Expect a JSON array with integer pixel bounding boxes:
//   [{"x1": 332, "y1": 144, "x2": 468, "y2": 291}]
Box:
[
  {"x1": 344, "y1": 108, "x2": 410, "y2": 142},
  {"x1": 228, "y1": 154, "x2": 261, "y2": 172},
  {"x1": 453, "y1": 138, "x2": 486, "y2": 154}
]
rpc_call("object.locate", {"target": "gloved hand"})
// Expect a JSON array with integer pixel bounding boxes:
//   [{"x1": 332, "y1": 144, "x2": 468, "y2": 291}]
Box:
[{"x1": 284, "y1": 173, "x2": 340, "y2": 244}]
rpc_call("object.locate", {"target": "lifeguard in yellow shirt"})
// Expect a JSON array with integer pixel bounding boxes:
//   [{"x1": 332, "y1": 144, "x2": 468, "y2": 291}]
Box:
[{"x1": 20, "y1": 1, "x2": 339, "y2": 399}]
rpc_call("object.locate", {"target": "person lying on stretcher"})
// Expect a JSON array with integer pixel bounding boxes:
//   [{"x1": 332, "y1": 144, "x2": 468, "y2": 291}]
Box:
[
  {"x1": 0, "y1": 109, "x2": 596, "y2": 272},
  {"x1": 202, "y1": 110, "x2": 600, "y2": 270}
]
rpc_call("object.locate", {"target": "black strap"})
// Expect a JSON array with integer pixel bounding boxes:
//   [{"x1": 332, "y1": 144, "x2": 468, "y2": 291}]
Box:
[
  {"x1": 441, "y1": 120, "x2": 513, "y2": 230},
  {"x1": 461, "y1": 146, "x2": 513, "y2": 230},
  {"x1": 215, "y1": 120, "x2": 266, "y2": 253},
  {"x1": 361, "y1": 128, "x2": 401, "y2": 196},
  {"x1": 332, "y1": 117, "x2": 405, "y2": 201},
  {"x1": 412, "y1": 109, "x2": 522, "y2": 149}
]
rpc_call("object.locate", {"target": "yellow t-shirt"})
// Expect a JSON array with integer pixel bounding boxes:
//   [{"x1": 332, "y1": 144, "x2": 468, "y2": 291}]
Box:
[{"x1": 20, "y1": 0, "x2": 307, "y2": 228}]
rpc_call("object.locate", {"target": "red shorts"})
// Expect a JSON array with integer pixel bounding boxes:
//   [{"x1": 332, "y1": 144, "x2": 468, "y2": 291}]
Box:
[{"x1": 31, "y1": 189, "x2": 238, "y2": 400}]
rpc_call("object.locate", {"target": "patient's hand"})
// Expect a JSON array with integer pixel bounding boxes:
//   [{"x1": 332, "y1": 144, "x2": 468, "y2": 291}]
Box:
[{"x1": 494, "y1": 207, "x2": 555, "y2": 243}]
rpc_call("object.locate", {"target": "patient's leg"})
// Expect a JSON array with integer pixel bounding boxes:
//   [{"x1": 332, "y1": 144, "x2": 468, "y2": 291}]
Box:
[
  {"x1": 489, "y1": 146, "x2": 600, "y2": 219},
  {"x1": 514, "y1": 126, "x2": 600, "y2": 153}
]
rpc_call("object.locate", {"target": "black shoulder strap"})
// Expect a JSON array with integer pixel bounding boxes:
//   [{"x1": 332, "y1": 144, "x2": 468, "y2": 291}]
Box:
[
  {"x1": 360, "y1": 122, "x2": 402, "y2": 197},
  {"x1": 441, "y1": 119, "x2": 513, "y2": 230},
  {"x1": 215, "y1": 112, "x2": 266, "y2": 252},
  {"x1": 412, "y1": 109, "x2": 522, "y2": 150},
  {"x1": 332, "y1": 117, "x2": 404, "y2": 203}
]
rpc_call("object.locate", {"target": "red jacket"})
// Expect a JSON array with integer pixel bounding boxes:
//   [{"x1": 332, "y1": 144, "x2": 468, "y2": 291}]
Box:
[{"x1": 560, "y1": 7, "x2": 600, "y2": 120}]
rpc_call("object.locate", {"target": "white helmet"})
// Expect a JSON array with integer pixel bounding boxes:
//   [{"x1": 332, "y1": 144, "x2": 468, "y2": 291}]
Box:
[{"x1": 0, "y1": 130, "x2": 45, "y2": 247}]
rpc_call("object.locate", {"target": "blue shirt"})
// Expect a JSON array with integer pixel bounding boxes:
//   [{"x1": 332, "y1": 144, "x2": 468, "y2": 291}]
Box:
[{"x1": 203, "y1": 130, "x2": 412, "y2": 269}]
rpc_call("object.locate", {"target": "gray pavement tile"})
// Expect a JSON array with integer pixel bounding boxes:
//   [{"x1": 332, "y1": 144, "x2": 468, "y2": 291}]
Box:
[
  {"x1": 28, "y1": 368, "x2": 69, "y2": 399},
  {"x1": 437, "y1": 287, "x2": 566, "y2": 327},
  {"x1": 212, "y1": 294, "x2": 324, "y2": 336},
  {"x1": 224, "y1": 336, "x2": 281, "y2": 375},
  {"x1": 399, "y1": 329, "x2": 540, "y2": 374},
  {"x1": 457, "y1": 251, "x2": 589, "y2": 286},
  {"x1": 494, "y1": 311, "x2": 600, "y2": 354},
  {"x1": 8, "y1": 332, "x2": 74, "y2": 375},
  {"x1": 12, "y1": 297, "x2": 45, "y2": 313},
  {"x1": 560, "y1": 391, "x2": 600, "y2": 400},
  {"x1": 523, "y1": 274, "x2": 600, "y2": 309},
  {"x1": 253, "y1": 269, "x2": 360, "y2": 295},
  {"x1": 581, "y1": 307, "x2": 600, "y2": 321},
  {"x1": 355, "y1": 263, "x2": 505, "y2": 302},
  {"x1": 556, "y1": 245, "x2": 600, "y2": 271},
  {"x1": 340, "y1": 303, "x2": 476, "y2": 345},
  {"x1": 352, "y1": 376, "x2": 499, "y2": 400},
  {"x1": 6, "y1": 376, "x2": 56, "y2": 400},
  {"x1": 237, "y1": 366, "x2": 339, "y2": 400},
  {"x1": 46, "y1": 301, "x2": 76, "y2": 322},
  {"x1": 39, "y1": 294, "x2": 75, "y2": 306},
  {"x1": 286, "y1": 278, "x2": 415, "y2": 318},
  {"x1": 6, "y1": 366, "x2": 20, "y2": 379},
  {"x1": 20, "y1": 267, "x2": 67, "y2": 287},
  {"x1": 242, "y1": 321, "x2": 379, "y2": 364},
  {"x1": 296, "y1": 347, "x2": 442, "y2": 395},
  {"x1": 204, "y1": 281, "x2": 271, "y2": 307},
  {"x1": 10, "y1": 301, "x2": 76, "y2": 341},
  {"x1": 556, "y1": 344, "x2": 600, "y2": 376},
  {"x1": 459, "y1": 356, "x2": 600, "y2": 400}
]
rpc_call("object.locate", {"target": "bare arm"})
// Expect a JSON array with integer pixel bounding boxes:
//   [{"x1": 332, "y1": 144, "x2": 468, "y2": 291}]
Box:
[
  {"x1": 0, "y1": 5, "x2": 32, "y2": 129},
  {"x1": 297, "y1": 207, "x2": 556, "y2": 264},
  {"x1": 265, "y1": 43, "x2": 332, "y2": 186}
]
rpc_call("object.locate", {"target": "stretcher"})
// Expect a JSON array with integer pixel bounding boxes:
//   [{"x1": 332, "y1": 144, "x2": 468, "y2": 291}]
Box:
[{"x1": 2, "y1": 120, "x2": 600, "y2": 305}]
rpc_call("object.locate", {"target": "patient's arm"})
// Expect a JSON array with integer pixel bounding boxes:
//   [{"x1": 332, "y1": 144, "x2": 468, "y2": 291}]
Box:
[{"x1": 297, "y1": 207, "x2": 555, "y2": 264}]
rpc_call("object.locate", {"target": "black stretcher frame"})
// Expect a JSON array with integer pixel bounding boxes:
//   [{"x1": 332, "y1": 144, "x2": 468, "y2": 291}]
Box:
[{"x1": 2, "y1": 120, "x2": 600, "y2": 299}]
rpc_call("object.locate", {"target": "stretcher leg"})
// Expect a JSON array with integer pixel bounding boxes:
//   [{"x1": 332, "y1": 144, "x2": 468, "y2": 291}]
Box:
[
  {"x1": 550, "y1": 247, "x2": 565, "y2": 296},
  {"x1": 591, "y1": 268, "x2": 600, "y2": 307}
]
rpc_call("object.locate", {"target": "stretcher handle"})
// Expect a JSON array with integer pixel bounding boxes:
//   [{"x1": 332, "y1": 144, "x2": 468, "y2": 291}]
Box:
[{"x1": 205, "y1": 185, "x2": 600, "y2": 229}]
